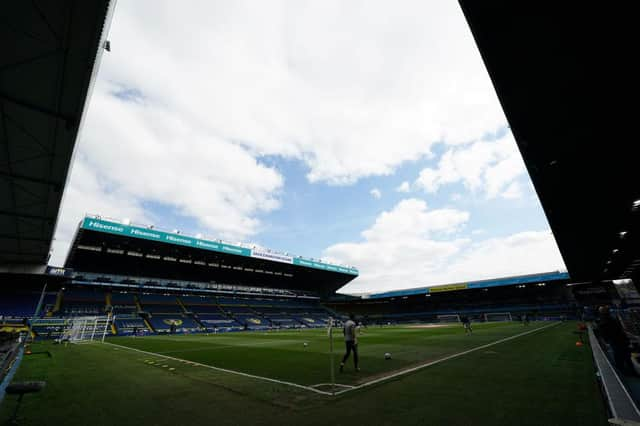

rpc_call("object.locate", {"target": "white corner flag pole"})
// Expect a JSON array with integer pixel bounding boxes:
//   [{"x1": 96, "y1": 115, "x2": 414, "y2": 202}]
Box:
[{"x1": 328, "y1": 317, "x2": 335, "y2": 396}]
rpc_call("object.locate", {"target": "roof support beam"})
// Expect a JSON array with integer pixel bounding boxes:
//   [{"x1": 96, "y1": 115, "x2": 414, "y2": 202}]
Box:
[
  {"x1": 0, "y1": 209, "x2": 52, "y2": 222},
  {"x1": 0, "y1": 170, "x2": 61, "y2": 189},
  {"x1": 0, "y1": 233, "x2": 50, "y2": 242},
  {"x1": 0, "y1": 91, "x2": 76, "y2": 127}
]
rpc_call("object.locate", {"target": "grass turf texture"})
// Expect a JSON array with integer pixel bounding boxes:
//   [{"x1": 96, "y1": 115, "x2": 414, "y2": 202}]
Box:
[{"x1": 1, "y1": 321, "x2": 607, "y2": 425}]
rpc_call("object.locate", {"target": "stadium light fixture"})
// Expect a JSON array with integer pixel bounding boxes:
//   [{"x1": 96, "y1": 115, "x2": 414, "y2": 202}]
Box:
[
  {"x1": 612, "y1": 249, "x2": 619, "y2": 254},
  {"x1": 633, "y1": 199, "x2": 640, "y2": 210},
  {"x1": 620, "y1": 231, "x2": 628, "y2": 238}
]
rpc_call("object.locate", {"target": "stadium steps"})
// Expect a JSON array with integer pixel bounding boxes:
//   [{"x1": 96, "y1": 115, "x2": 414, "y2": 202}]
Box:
[
  {"x1": 176, "y1": 297, "x2": 193, "y2": 314},
  {"x1": 141, "y1": 317, "x2": 155, "y2": 333},
  {"x1": 134, "y1": 296, "x2": 156, "y2": 332},
  {"x1": 247, "y1": 307, "x2": 274, "y2": 327},
  {"x1": 134, "y1": 295, "x2": 144, "y2": 313},
  {"x1": 190, "y1": 315, "x2": 207, "y2": 330},
  {"x1": 214, "y1": 303, "x2": 243, "y2": 325},
  {"x1": 176, "y1": 298, "x2": 206, "y2": 331}
]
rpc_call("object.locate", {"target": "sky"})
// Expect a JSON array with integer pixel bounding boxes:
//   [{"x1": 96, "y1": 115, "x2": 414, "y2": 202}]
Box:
[{"x1": 50, "y1": 0, "x2": 567, "y2": 295}]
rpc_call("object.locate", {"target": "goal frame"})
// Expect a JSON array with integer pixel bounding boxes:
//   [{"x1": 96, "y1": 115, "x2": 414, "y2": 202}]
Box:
[
  {"x1": 484, "y1": 312, "x2": 513, "y2": 322},
  {"x1": 62, "y1": 315, "x2": 114, "y2": 343},
  {"x1": 437, "y1": 314, "x2": 461, "y2": 323}
]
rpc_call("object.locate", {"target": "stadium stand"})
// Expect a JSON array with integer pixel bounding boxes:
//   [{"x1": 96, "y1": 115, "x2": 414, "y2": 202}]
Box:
[
  {"x1": 138, "y1": 294, "x2": 201, "y2": 333},
  {"x1": 0, "y1": 295, "x2": 40, "y2": 319},
  {"x1": 2, "y1": 2, "x2": 639, "y2": 423},
  {"x1": 59, "y1": 288, "x2": 106, "y2": 317},
  {"x1": 327, "y1": 278, "x2": 583, "y2": 325},
  {"x1": 180, "y1": 296, "x2": 243, "y2": 332},
  {"x1": 109, "y1": 292, "x2": 150, "y2": 335}
]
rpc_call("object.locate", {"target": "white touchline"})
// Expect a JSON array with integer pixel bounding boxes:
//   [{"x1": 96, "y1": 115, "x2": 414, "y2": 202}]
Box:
[
  {"x1": 310, "y1": 383, "x2": 355, "y2": 389},
  {"x1": 333, "y1": 322, "x2": 562, "y2": 395},
  {"x1": 100, "y1": 322, "x2": 560, "y2": 397},
  {"x1": 102, "y1": 341, "x2": 333, "y2": 396}
]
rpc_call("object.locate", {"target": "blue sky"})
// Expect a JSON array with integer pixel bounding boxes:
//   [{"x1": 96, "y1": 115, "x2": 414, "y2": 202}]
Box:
[{"x1": 51, "y1": 0, "x2": 566, "y2": 294}]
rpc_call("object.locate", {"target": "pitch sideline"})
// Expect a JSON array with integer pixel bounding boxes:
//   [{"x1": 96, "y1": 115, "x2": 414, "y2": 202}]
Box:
[
  {"x1": 102, "y1": 341, "x2": 334, "y2": 396},
  {"x1": 333, "y1": 321, "x2": 561, "y2": 395},
  {"x1": 101, "y1": 322, "x2": 560, "y2": 397}
]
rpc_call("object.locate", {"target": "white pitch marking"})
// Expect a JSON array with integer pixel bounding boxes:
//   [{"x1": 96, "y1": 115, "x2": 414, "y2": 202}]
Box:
[
  {"x1": 332, "y1": 322, "x2": 561, "y2": 395},
  {"x1": 101, "y1": 322, "x2": 559, "y2": 397},
  {"x1": 310, "y1": 383, "x2": 355, "y2": 389},
  {"x1": 102, "y1": 341, "x2": 333, "y2": 396}
]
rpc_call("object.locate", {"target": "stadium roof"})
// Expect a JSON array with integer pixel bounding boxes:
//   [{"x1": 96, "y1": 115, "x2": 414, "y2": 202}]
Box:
[
  {"x1": 366, "y1": 271, "x2": 569, "y2": 299},
  {"x1": 0, "y1": 1, "x2": 114, "y2": 270},
  {"x1": 459, "y1": 2, "x2": 638, "y2": 284},
  {"x1": 63, "y1": 215, "x2": 358, "y2": 295}
]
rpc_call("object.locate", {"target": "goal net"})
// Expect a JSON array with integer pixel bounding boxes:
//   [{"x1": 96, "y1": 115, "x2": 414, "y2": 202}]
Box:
[
  {"x1": 484, "y1": 312, "x2": 512, "y2": 322},
  {"x1": 62, "y1": 316, "x2": 114, "y2": 343},
  {"x1": 437, "y1": 314, "x2": 460, "y2": 323}
]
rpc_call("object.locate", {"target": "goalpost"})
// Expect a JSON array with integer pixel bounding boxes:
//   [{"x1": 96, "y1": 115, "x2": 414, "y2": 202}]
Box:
[
  {"x1": 484, "y1": 312, "x2": 512, "y2": 322},
  {"x1": 437, "y1": 314, "x2": 460, "y2": 323},
  {"x1": 62, "y1": 315, "x2": 114, "y2": 343}
]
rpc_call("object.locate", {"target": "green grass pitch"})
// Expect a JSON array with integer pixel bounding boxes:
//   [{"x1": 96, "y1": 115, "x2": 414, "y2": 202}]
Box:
[{"x1": 1, "y1": 321, "x2": 607, "y2": 425}]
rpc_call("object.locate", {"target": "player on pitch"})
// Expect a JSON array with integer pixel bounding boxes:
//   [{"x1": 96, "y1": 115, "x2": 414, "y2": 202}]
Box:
[
  {"x1": 461, "y1": 314, "x2": 473, "y2": 334},
  {"x1": 340, "y1": 313, "x2": 360, "y2": 372}
]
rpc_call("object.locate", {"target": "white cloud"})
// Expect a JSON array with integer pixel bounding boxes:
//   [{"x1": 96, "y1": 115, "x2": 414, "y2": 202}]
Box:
[
  {"x1": 99, "y1": 0, "x2": 505, "y2": 186},
  {"x1": 501, "y1": 181, "x2": 523, "y2": 199},
  {"x1": 51, "y1": 1, "x2": 510, "y2": 263},
  {"x1": 414, "y1": 133, "x2": 527, "y2": 199},
  {"x1": 370, "y1": 188, "x2": 382, "y2": 199},
  {"x1": 324, "y1": 199, "x2": 565, "y2": 294},
  {"x1": 396, "y1": 181, "x2": 411, "y2": 193},
  {"x1": 83, "y1": 84, "x2": 283, "y2": 238},
  {"x1": 361, "y1": 199, "x2": 469, "y2": 241},
  {"x1": 51, "y1": 79, "x2": 284, "y2": 264},
  {"x1": 50, "y1": 156, "x2": 150, "y2": 265}
]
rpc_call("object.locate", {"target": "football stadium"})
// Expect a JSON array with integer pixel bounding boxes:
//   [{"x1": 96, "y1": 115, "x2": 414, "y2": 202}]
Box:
[{"x1": 0, "y1": 2, "x2": 637, "y2": 426}]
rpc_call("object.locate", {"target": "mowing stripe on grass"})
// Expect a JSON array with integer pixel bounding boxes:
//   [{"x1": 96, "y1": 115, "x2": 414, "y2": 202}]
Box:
[
  {"x1": 102, "y1": 322, "x2": 558, "y2": 398},
  {"x1": 102, "y1": 341, "x2": 334, "y2": 396},
  {"x1": 155, "y1": 339, "x2": 300, "y2": 355},
  {"x1": 333, "y1": 322, "x2": 561, "y2": 396}
]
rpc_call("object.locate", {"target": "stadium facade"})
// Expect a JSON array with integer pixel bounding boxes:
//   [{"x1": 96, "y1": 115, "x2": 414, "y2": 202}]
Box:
[{"x1": 1, "y1": 213, "x2": 629, "y2": 340}]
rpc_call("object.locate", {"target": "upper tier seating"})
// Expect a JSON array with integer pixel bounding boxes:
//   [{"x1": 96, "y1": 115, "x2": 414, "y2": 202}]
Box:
[{"x1": 60, "y1": 288, "x2": 106, "y2": 316}]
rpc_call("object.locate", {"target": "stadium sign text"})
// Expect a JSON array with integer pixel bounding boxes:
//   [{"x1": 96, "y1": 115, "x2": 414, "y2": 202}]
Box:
[
  {"x1": 81, "y1": 217, "x2": 357, "y2": 276},
  {"x1": 427, "y1": 283, "x2": 469, "y2": 294},
  {"x1": 250, "y1": 249, "x2": 293, "y2": 264}
]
